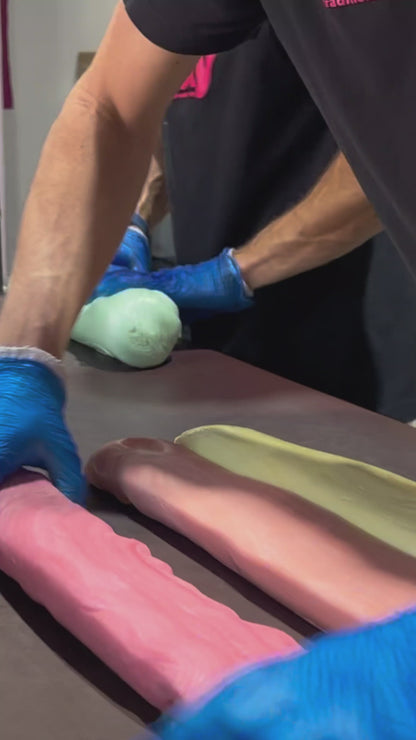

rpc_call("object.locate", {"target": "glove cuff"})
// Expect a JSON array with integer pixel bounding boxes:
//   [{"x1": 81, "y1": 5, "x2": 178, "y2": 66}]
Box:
[
  {"x1": 0, "y1": 346, "x2": 65, "y2": 382},
  {"x1": 227, "y1": 249, "x2": 254, "y2": 298},
  {"x1": 130, "y1": 213, "x2": 149, "y2": 237}
]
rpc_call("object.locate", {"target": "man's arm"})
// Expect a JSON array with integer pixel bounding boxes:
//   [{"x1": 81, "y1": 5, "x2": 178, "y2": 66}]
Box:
[
  {"x1": 134, "y1": 149, "x2": 378, "y2": 279},
  {"x1": 91, "y1": 151, "x2": 383, "y2": 319},
  {"x1": 109, "y1": 130, "x2": 169, "y2": 273},
  {"x1": 0, "y1": 2, "x2": 196, "y2": 357},
  {"x1": 136, "y1": 128, "x2": 169, "y2": 230},
  {"x1": 234, "y1": 152, "x2": 382, "y2": 290}
]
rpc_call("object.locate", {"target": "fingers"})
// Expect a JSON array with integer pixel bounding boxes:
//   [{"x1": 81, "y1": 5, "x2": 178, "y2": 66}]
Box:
[{"x1": 52, "y1": 459, "x2": 87, "y2": 505}]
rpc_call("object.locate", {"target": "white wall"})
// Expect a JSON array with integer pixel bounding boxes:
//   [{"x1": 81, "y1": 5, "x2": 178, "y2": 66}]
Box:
[{"x1": 4, "y1": 0, "x2": 117, "y2": 275}]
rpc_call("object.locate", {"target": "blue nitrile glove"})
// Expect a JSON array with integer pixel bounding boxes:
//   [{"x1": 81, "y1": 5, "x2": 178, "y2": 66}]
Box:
[
  {"x1": 0, "y1": 350, "x2": 86, "y2": 504},
  {"x1": 111, "y1": 214, "x2": 151, "y2": 272},
  {"x1": 151, "y1": 609, "x2": 416, "y2": 740},
  {"x1": 89, "y1": 248, "x2": 253, "y2": 317}
]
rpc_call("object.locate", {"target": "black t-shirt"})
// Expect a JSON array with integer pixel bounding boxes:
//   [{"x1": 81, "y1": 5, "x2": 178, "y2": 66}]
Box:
[
  {"x1": 164, "y1": 22, "x2": 336, "y2": 263},
  {"x1": 124, "y1": 0, "x2": 416, "y2": 277}
]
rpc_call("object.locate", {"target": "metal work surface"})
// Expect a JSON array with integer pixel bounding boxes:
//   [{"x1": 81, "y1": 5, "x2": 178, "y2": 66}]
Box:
[{"x1": 1, "y1": 346, "x2": 416, "y2": 739}]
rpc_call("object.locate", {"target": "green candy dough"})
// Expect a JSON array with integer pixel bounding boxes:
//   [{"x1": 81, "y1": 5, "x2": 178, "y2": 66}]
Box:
[{"x1": 71, "y1": 289, "x2": 182, "y2": 368}]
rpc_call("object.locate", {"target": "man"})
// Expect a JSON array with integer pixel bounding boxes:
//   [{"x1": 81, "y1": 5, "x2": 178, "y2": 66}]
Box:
[
  {"x1": 96, "y1": 22, "x2": 415, "y2": 418},
  {"x1": 0, "y1": 2, "x2": 415, "y2": 736},
  {"x1": 93, "y1": 22, "x2": 385, "y2": 412}
]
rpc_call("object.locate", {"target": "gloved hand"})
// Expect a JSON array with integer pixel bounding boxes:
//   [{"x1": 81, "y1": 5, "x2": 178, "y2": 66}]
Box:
[
  {"x1": 151, "y1": 609, "x2": 416, "y2": 740},
  {"x1": 89, "y1": 248, "x2": 253, "y2": 317},
  {"x1": 111, "y1": 214, "x2": 151, "y2": 272},
  {"x1": 0, "y1": 352, "x2": 86, "y2": 504}
]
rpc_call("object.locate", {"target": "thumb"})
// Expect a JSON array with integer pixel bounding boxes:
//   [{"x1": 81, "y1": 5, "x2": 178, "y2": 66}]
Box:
[
  {"x1": 53, "y1": 460, "x2": 88, "y2": 506},
  {"x1": 45, "y1": 426, "x2": 87, "y2": 505}
]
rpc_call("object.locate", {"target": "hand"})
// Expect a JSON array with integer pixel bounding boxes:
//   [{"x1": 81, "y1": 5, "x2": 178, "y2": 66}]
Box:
[
  {"x1": 90, "y1": 249, "x2": 253, "y2": 317},
  {"x1": 111, "y1": 214, "x2": 151, "y2": 272},
  {"x1": 0, "y1": 357, "x2": 86, "y2": 504},
  {"x1": 151, "y1": 610, "x2": 416, "y2": 740}
]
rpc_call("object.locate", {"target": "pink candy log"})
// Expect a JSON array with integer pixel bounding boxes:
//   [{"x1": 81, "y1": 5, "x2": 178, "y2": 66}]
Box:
[{"x1": 0, "y1": 472, "x2": 300, "y2": 710}]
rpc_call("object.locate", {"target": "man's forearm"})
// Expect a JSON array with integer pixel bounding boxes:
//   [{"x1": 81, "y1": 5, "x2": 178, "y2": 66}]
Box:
[
  {"x1": 136, "y1": 129, "x2": 169, "y2": 229},
  {"x1": 234, "y1": 153, "x2": 382, "y2": 290},
  {"x1": 0, "y1": 88, "x2": 155, "y2": 356},
  {"x1": 0, "y1": 3, "x2": 196, "y2": 357}
]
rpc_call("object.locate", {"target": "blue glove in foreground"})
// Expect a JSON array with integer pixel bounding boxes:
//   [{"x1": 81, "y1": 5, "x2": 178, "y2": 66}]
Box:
[
  {"x1": 90, "y1": 249, "x2": 253, "y2": 316},
  {"x1": 151, "y1": 610, "x2": 416, "y2": 740},
  {"x1": 111, "y1": 215, "x2": 151, "y2": 272},
  {"x1": 0, "y1": 358, "x2": 86, "y2": 504}
]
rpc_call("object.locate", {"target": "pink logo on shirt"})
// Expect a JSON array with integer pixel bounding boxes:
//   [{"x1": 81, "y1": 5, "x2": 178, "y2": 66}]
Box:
[
  {"x1": 175, "y1": 55, "x2": 217, "y2": 100},
  {"x1": 322, "y1": 0, "x2": 380, "y2": 6}
]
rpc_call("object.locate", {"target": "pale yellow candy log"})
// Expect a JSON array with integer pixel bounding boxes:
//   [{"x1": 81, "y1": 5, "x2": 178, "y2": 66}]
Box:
[
  {"x1": 71, "y1": 288, "x2": 182, "y2": 368},
  {"x1": 176, "y1": 425, "x2": 416, "y2": 559}
]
